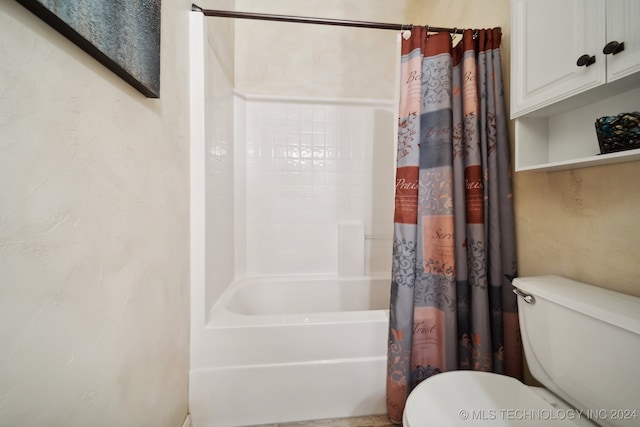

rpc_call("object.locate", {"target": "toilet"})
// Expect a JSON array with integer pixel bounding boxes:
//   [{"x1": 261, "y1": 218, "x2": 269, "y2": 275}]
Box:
[{"x1": 403, "y1": 275, "x2": 640, "y2": 426}]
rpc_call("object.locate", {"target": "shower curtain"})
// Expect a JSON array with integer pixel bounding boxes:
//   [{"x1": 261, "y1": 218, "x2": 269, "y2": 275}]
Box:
[{"x1": 386, "y1": 27, "x2": 521, "y2": 423}]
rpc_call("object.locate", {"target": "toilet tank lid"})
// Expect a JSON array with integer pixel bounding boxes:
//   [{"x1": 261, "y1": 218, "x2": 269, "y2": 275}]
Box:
[{"x1": 514, "y1": 275, "x2": 640, "y2": 335}]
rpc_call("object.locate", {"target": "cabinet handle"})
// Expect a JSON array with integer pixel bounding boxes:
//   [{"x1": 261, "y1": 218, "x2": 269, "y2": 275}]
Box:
[
  {"x1": 576, "y1": 54, "x2": 596, "y2": 67},
  {"x1": 603, "y1": 41, "x2": 625, "y2": 55}
]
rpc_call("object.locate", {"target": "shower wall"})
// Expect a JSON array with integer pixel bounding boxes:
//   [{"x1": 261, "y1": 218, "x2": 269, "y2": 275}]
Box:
[
  {"x1": 203, "y1": 12, "x2": 236, "y2": 310},
  {"x1": 203, "y1": 0, "x2": 413, "y2": 306},
  {"x1": 237, "y1": 95, "x2": 395, "y2": 276}
]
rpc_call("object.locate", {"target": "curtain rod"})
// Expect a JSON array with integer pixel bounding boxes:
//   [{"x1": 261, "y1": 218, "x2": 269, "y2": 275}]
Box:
[{"x1": 191, "y1": 4, "x2": 485, "y2": 34}]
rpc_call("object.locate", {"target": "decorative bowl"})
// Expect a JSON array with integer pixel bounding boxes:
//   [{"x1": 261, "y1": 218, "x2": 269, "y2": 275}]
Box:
[{"x1": 595, "y1": 112, "x2": 640, "y2": 154}]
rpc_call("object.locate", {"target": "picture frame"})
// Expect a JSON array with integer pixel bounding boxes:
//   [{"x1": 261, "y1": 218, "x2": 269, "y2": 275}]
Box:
[{"x1": 16, "y1": 0, "x2": 161, "y2": 98}]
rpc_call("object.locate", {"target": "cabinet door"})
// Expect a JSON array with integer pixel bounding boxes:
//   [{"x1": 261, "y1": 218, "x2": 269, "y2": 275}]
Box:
[
  {"x1": 511, "y1": 0, "x2": 606, "y2": 118},
  {"x1": 606, "y1": 0, "x2": 640, "y2": 82}
]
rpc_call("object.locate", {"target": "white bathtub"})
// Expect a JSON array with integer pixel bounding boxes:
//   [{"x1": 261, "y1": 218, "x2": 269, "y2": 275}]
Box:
[{"x1": 189, "y1": 275, "x2": 390, "y2": 427}]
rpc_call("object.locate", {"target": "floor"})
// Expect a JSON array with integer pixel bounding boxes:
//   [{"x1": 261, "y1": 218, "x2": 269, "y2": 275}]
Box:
[{"x1": 249, "y1": 415, "x2": 398, "y2": 427}]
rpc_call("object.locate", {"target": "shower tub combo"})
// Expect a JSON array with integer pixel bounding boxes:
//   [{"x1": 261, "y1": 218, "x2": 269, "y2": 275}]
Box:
[
  {"x1": 189, "y1": 11, "x2": 396, "y2": 426},
  {"x1": 189, "y1": 275, "x2": 390, "y2": 426}
]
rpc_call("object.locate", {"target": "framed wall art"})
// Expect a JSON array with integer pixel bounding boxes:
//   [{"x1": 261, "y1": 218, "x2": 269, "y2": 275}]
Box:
[{"x1": 16, "y1": 0, "x2": 161, "y2": 98}]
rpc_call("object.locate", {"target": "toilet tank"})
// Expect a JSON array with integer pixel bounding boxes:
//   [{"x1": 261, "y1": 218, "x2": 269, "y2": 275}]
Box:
[{"x1": 514, "y1": 276, "x2": 640, "y2": 427}]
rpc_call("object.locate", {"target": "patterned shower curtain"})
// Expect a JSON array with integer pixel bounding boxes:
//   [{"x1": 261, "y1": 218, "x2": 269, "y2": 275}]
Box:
[{"x1": 386, "y1": 27, "x2": 521, "y2": 423}]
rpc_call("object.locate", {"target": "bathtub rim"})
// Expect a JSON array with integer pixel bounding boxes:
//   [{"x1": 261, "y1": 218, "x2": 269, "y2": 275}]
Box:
[{"x1": 207, "y1": 274, "x2": 391, "y2": 328}]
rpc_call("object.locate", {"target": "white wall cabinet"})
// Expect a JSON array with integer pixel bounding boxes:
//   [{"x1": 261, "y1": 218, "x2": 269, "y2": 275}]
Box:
[
  {"x1": 606, "y1": 0, "x2": 640, "y2": 82},
  {"x1": 511, "y1": 0, "x2": 605, "y2": 117},
  {"x1": 511, "y1": 0, "x2": 640, "y2": 171}
]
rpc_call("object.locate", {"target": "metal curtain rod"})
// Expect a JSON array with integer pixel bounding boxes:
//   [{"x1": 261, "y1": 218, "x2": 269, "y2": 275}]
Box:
[{"x1": 191, "y1": 4, "x2": 479, "y2": 34}]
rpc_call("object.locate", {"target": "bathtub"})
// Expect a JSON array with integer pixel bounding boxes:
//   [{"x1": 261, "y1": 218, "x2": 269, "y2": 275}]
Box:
[{"x1": 189, "y1": 275, "x2": 390, "y2": 427}]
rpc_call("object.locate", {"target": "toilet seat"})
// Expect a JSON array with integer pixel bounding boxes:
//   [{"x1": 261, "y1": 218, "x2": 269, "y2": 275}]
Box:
[{"x1": 403, "y1": 371, "x2": 594, "y2": 426}]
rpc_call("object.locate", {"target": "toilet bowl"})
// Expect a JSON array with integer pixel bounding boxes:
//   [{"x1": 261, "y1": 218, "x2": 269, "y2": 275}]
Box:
[{"x1": 403, "y1": 276, "x2": 640, "y2": 426}]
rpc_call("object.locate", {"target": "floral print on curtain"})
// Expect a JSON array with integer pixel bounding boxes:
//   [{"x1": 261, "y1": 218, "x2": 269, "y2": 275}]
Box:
[{"x1": 386, "y1": 28, "x2": 521, "y2": 424}]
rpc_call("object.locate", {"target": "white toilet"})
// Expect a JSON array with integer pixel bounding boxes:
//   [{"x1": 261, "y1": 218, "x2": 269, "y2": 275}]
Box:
[{"x1": 403, "y1": 275, "x2": 640, "y2": 426}]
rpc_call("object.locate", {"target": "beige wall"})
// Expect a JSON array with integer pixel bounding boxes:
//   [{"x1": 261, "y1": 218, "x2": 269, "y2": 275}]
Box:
[
  {"x1": 412, "y1": 0, "x2": 640, "y2": 297},
  {"x1": 234, "y1": 0, "x2": 413, "y2": 99},
  {"x1": 516, "y1": 163, "x2": 640, "y2": 296},
  {"x1": 0, "y1": 1, "x2": 191, "y2": 426}
]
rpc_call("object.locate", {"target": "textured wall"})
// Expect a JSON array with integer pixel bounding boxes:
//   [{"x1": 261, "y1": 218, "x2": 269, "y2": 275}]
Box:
[
  {"x1": 515, "y1": 164, "x2": 640, "y2": 296},
  {"x1": 0, "y1": 1, "x2": 190, "y2": 426},
  {"x1": 234, "y1": 0, "x2": 412, "y2": 99}
]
